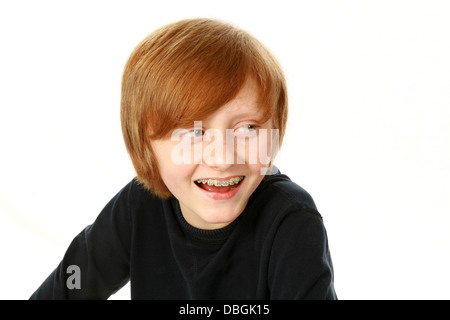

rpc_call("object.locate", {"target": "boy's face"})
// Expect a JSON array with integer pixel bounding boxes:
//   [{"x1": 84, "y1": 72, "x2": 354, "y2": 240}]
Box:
[{"x1": 151, "y1": 79, "x2": 276, "y2": 230}]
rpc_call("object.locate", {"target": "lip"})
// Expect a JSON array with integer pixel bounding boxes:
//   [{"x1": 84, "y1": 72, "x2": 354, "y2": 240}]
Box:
[{"x1": 194, "y1": 176, "x2": 245, "y2": 200}]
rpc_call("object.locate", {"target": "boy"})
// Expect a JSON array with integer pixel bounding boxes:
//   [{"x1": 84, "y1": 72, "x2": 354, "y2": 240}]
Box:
[{"x1": 30, "y1": 18, "x2": 337, "y2": 299}]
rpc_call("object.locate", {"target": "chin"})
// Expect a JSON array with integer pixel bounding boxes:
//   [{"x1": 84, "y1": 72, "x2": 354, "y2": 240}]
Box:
[{"x1": 200, "y1": 206, "x2": 243, "y2": 227}]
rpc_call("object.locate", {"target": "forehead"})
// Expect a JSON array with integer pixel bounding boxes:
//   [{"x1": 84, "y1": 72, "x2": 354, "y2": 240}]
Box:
[{"x1": 204, "y1": 78, "x2": 265, "y2": 121}]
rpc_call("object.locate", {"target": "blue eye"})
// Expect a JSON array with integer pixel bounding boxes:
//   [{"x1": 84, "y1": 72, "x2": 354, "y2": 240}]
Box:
[
  {"x1": 183, "y1": 129, "x2": 204, "y2": 138},
  {"x1": 234, "y1": 124, "x2": 257, "y2": 134},
  {"x1": 244, "y1": 124, "x2": 257, "y2": 131}
]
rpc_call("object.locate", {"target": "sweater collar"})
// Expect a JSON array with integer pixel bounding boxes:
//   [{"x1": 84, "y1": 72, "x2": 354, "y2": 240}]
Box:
[{"x1": 170, "y1": 197, "x2": 243, "y2": 243}]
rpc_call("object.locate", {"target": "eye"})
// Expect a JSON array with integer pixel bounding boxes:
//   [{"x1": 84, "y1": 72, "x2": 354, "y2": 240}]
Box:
[
  {"x1": 181, "y1": 128, "x2": 204, "y2": 141},
  {"x1": 185, "y1": 129, "x2": 203, "y2": 137},
  {"x1": 234, "y1": 124, "x2": 257, "y2": 136}
]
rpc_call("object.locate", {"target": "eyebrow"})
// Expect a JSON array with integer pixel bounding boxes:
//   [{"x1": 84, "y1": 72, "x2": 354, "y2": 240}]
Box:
[
  {"x1": 234, "y1": 108, "x2": 271, "y2": 123},
  {"x1": 217, "y1": 111, "x2": 266, "y2": 128},
  {"x1": 233, "y1": 111, "x2": 262, "y2": 120}
]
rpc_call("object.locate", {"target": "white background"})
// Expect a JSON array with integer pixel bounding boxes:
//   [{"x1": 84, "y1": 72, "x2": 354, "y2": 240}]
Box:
[{"x1": 1, "y1": 0, "x2": 449, "y2": 300}]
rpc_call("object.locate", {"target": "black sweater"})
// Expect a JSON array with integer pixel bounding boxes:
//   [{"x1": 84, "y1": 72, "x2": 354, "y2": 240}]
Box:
[{"x1": 30, "y1": 169, "x2": 337, "y2": 299}]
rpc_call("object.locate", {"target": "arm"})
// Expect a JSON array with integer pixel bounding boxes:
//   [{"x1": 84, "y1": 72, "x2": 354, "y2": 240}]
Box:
[
  {"x1": 30, "y1": 182, "x2": 133, "y2": 299},
  {"x1": 268, "y1": 209, "x2": 337, "y2": 300}
]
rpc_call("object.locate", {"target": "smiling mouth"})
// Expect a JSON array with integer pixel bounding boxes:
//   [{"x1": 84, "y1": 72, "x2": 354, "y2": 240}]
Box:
[{"x1": 194, "y1": 176, "x2": 245, "y2": 193}]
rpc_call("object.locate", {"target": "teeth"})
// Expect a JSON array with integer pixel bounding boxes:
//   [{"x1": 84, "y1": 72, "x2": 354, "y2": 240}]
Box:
[{"x1": 196, "y1": 176, "x2": 244, "y2": 187}]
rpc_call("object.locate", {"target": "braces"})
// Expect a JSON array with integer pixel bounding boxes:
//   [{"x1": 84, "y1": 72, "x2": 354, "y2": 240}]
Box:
[{"x1": 196, "y1": 176, "x2": 244, "y2": 187}]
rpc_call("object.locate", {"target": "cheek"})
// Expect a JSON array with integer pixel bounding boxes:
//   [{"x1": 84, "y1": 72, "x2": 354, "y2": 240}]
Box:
[
  {"x1": 151, "y1": 140, "x2": 196, "y2": 194},
  {"x1": 159, "y1": 163, "x2": 196, "y2": 195},
  {"x1": 240, "y1": 131, "x2": 275, "y2": 167}
]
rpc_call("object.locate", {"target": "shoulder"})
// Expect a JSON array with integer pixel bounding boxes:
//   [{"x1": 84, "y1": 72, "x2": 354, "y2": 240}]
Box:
[
  {"x1": 245, "y1": 168, "x2": 327, "y2": 245},
  {"x1": 115, "y1": 178, "x2": 162, "y2": 205},
  {"x1": 259, "y1": 171, "x2": 325, "y2": 238},
  {"x1": 247, "y1": 167, "x2": 329, "y2": 251},
  {"x1": 252, "y1": 168, "x2": 319, "y2": 217},
  {"x1": 253, "y1": 171, "x2": 335, "y2": 297},
  {"x1": 105, "y1": 178, "x2": 166, "y2": 222}
]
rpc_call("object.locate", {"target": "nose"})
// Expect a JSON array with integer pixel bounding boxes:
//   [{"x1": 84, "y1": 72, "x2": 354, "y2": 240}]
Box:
[{"x1": 201, "y1": 129, "x2": 235, "y2": 171}]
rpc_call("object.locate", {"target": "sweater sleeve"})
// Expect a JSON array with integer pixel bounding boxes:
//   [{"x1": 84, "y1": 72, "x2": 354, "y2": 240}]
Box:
[
  {"x1": 29, "y1": 182, "x2": 133, "y2": 300},
  {"x1": 268, "y1": 209, "x2": 337, "y2": 300}
]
